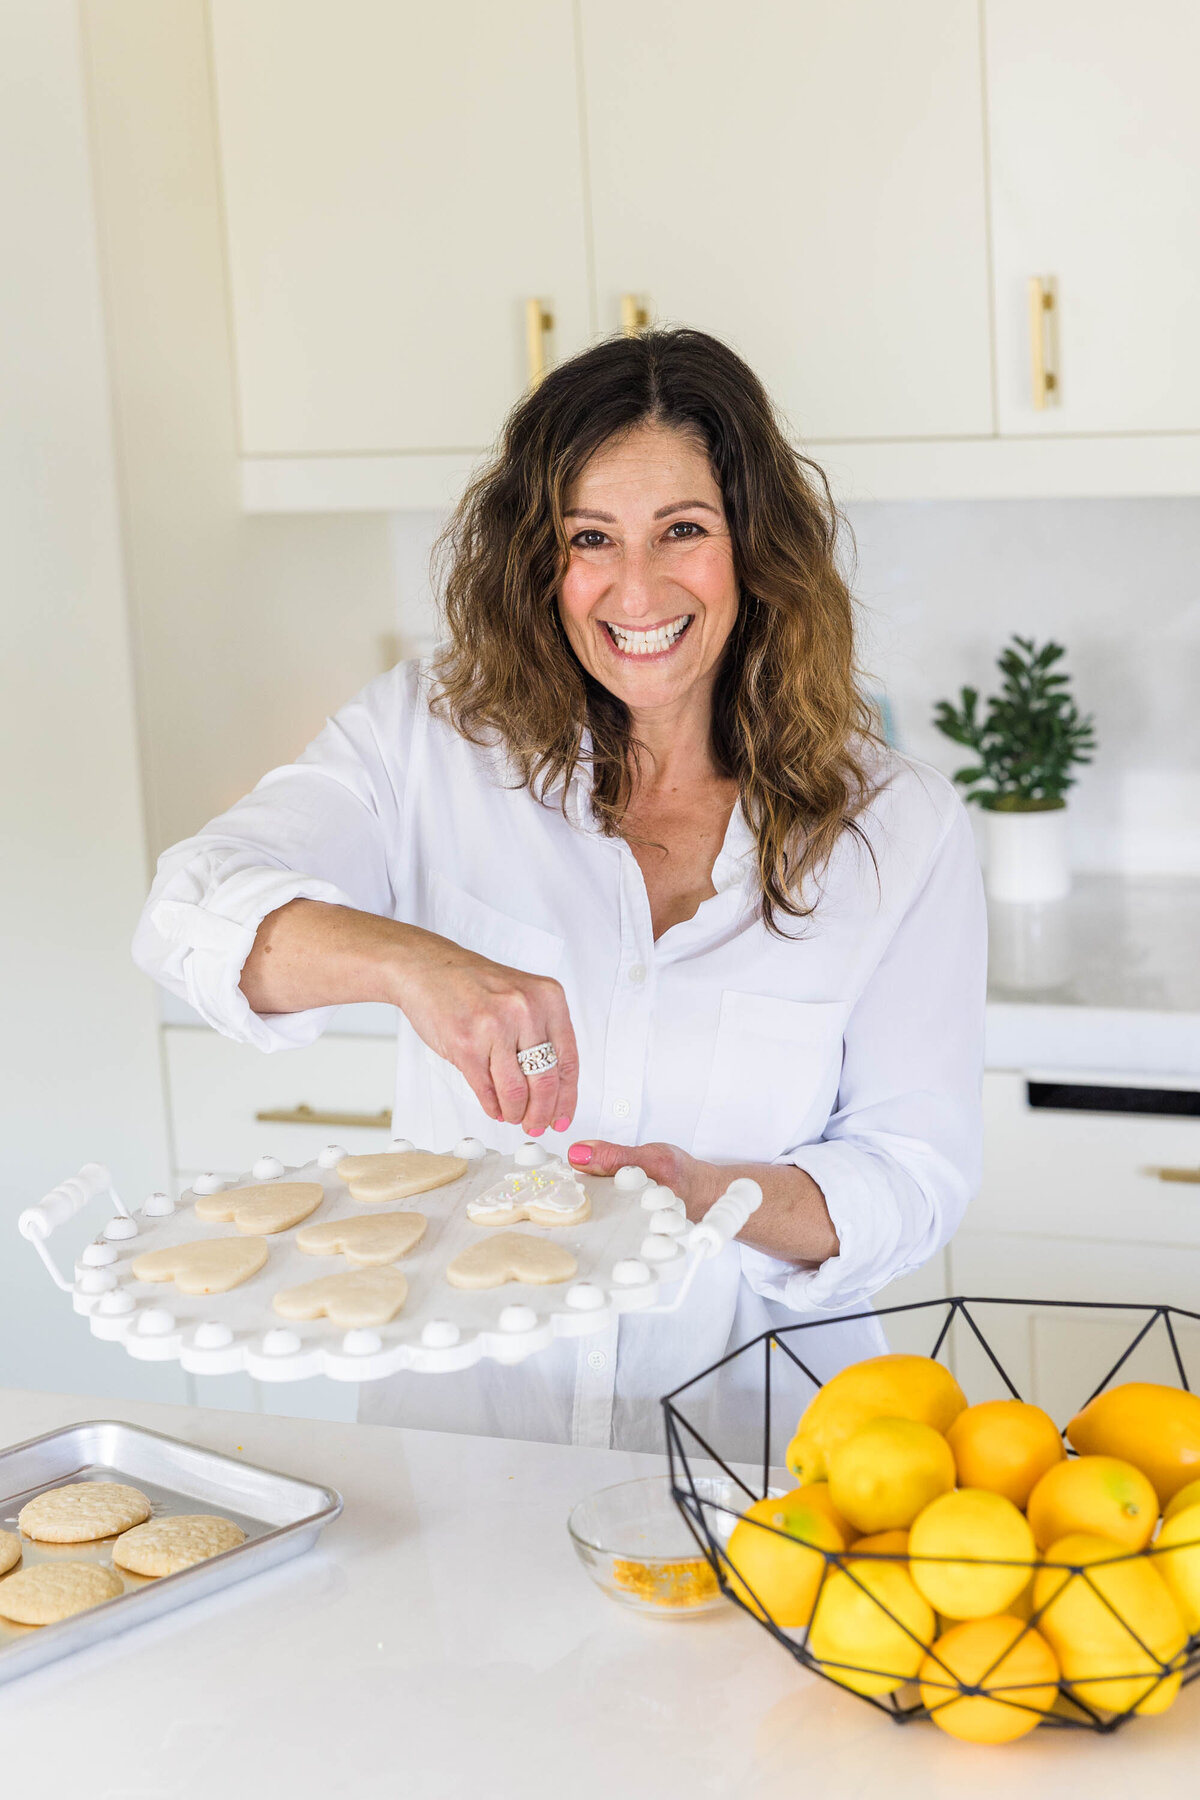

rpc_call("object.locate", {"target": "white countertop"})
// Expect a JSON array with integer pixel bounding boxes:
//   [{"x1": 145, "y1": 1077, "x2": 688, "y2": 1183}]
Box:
[{"x1": 2, "y1": 1388, "x2": 1198, "y2": 1799}]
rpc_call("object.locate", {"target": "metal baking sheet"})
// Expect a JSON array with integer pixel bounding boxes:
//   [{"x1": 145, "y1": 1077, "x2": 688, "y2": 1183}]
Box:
[{"x1": 0, "y1": 1419, "x2": 342, "y2": 1685}]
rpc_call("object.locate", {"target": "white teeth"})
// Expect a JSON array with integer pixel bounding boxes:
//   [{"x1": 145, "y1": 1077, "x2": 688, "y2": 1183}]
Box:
[{"x1": 605, "y1": 616, "x2": 691, "y2": 656}]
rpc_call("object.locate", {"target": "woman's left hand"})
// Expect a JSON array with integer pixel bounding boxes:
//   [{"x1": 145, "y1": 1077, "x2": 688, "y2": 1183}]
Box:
[
  {"x1": 566, "y1": 1137, "x2": 840, "y2": 1265},
  {"x1": 567, "y1": 1139, "x2": 722, "y2": 1221}
]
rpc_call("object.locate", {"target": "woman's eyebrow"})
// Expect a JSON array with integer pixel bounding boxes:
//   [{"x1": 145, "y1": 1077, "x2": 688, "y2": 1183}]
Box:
[
  {"x1": 653, "y1": 499, "x2": 722, "y2": 519},
  {"x1": 562, "y1": 500, "x2": 722, "y2": 522}
]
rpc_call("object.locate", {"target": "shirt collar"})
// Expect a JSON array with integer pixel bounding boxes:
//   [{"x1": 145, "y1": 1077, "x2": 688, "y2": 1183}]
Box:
[
  {"x1": 712, "y1": 800, "x2": 757, "y2": 893},
  {"x1": 536, "y1": 739, "x2": 756, "y2": 886}
]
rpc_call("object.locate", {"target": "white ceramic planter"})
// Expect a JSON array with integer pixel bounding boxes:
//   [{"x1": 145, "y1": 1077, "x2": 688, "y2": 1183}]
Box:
[{"x1": 983, "y1": 804, "x2": 1071, "y2": 904}]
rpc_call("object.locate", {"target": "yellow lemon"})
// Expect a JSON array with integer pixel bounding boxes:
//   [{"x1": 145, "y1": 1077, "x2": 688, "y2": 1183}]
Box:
[
  {"x1": 1026, "y1": 1455, "x2": 1158, "y2": 1552},
  {"x1": 827, "y1": 1417, "x2": 956, "y2": 1534},
  {"x1": 848, "y1": 1529, "x2": 909, "y2": 1557},
  {"x1": 1153, "y1": 1503, "x2": 1200, "y2": 1633},
  {"x1": 808, "y1": 1558, "x2": 934, "y2": 1696},
  {"x1": 1067, "y1": 1383, "x2": 1200, "y2": 1507},
  {"x1": 919, "y1": 1615, "x2": 1060, "y2": 1744},
  {"x1": 945, "y1": 1400, "x2": 1065, "y2": 1508},
  {"x1": 723, "y1": 1491, "x2": 842, "y2": 1628},
  {"x1": 1033, "y1": 1532, "x2": 1187, "y2": 1716},
  {"x1": 1007, "y1": 1577, "x2": 1036, "y2": 1621},
  {"x1": 788, "y1": 1482, "x2": 852, "y2": 1543},
  {"x1": 1163, "y1": 1476, "x2": 1200, "y2": 1524},
  {"x1": 908, "y1": 1488, "x2": 1036, "y2": 1619},
  {"x1": 786, "y1": 1355, "x2": 967, "y2": 1485}
]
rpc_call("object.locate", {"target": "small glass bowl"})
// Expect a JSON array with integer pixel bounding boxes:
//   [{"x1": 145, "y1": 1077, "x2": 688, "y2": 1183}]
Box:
[{"x1": 567, "y1": 1474, "x2": 740, "y2": 1618}]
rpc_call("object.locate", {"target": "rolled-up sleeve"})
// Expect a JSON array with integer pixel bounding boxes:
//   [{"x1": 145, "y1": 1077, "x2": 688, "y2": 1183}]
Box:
[
  {"x1": 739, "y1": 795, "x2": 986, "y2": 1312},
  {"x1": 132, "y1": 667, "x2": 413, "y2": 1052}
]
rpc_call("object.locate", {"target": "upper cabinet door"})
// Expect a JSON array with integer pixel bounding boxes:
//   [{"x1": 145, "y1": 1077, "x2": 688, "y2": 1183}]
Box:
[
  {"x1": 208, "y1": 0, "x2": 592, "y2": 455},
  {"x1": 578, "y1": 0, "x2": 994, "y2": 442},
  {"x1": 987, "y1": 0, "x2": 1200, "y2": 435}
]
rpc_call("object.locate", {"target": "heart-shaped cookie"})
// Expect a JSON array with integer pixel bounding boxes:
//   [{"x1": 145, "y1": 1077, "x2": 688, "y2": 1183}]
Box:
[
  {"x1": 132, "y1": 1236, "x2": 268, "y2": 1295},
  {"x1": 335, "y1": 1150, "x2": 468, "y2": 1203},
  {"x1": 445, "y1": 1232, "x2": 577, "y2": 1291},
  {"x1": 194, "y1": 1181, "x2": 322, "y2": 1235},
  {"x1": 295, "y1": 1211, "x2": 427, "y2": 1266},
  {"x1": 272, "y1": 1269, "x2": 408, "y2": 1328},
  {"x1": 466, "y1": 1161, "x2": 590, "y2": 1228}
]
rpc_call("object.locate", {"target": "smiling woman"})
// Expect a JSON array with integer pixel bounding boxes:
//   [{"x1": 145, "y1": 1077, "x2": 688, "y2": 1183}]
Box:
[
  {"x1": 133, "y1": 327, "x2": 986, "y2": 1455},
  {"x1": 435, "y1": 329, "x2": 875, "y2": 936}
]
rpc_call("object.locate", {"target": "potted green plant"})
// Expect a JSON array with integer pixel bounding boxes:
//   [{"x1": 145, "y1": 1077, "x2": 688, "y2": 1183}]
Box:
[{"x1": 933, "y1": 636, "x2": 1096, "y2": 902}]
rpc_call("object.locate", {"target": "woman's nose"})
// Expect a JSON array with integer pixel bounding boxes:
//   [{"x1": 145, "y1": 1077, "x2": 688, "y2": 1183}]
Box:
[{"x1": 609, "y1": 544, "x2": 656, "y2": 618}]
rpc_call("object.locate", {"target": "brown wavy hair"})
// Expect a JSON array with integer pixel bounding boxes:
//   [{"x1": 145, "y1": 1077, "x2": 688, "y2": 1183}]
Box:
[{"x1": 432, "y1": 327, "x2": 878, "y2": 931}]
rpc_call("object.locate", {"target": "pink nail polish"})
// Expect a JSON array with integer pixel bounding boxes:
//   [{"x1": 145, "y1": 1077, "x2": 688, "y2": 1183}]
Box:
[
  {"x1": 552, "y1": 1116, "x2": 571, "y2": 1132},
  {"x1": 527, "y1": 1126, "x2": 544, "y2": 1137},
  {"x1": 568, "y1": 1143, "x2": 593, "y2": 1166}
]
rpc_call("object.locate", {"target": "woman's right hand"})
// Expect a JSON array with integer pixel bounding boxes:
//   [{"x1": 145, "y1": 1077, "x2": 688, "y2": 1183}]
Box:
[
  {"x1": 241, "y1": 900, "x2": 579, "y2": 1134},
  {"x1": 389, "y1": 928, "x2": 580, "y2": 1135}
]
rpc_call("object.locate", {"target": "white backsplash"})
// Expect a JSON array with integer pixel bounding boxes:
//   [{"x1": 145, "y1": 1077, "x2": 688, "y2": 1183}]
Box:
[{"x1": 391, "y1": 497, "x2": 1200, "y2": 876}]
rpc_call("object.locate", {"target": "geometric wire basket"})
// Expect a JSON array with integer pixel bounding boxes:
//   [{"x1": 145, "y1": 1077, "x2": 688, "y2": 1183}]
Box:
[{"x1": 663, "y1": 1297, "x2": 1200, "y2": 1733}]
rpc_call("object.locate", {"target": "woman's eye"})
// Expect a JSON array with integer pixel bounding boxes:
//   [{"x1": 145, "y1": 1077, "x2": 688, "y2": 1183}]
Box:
[
  {"x1": 666, "y1": 520, "x2": 704, "y2": 539},
  {"x1": 572, "y1": 530, "x2": 609, "y2": 549}
]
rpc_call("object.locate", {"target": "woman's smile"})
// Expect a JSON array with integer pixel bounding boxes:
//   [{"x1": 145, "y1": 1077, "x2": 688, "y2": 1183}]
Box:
[{"x1": 601, "y1": 613, "x2": 694, "y2": 658}]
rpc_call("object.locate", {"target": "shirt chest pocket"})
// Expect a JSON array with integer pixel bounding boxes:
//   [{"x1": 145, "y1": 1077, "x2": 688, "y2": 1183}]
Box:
[
  {"x1": 428, "y1": 872, "x2": 565, "y2": 978},
  {"x1": 691, "y1": 991, "x2": 852, "y2": 1164}
]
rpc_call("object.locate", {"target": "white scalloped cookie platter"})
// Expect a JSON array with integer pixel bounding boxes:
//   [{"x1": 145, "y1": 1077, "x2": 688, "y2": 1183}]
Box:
[{"x1": 56, "y1": 1147, "x2": 693, "y2": 1381}]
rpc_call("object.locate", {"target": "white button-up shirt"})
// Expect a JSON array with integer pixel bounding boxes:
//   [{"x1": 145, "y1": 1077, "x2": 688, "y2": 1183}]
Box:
[{"x1": 133, "y1": 661, "x2": 986, "y2": 1457}]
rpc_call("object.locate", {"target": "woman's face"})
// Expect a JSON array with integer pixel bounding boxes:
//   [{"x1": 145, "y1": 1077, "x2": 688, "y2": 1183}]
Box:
[{"x1": 557, "y1": 421, "x2": 739, "y2": 720}]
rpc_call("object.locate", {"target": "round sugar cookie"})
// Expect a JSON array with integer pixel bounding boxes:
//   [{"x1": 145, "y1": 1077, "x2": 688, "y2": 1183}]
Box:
[
  {"x1": 0, "y1": 1531, "x2": 20, "y2": 1577},
  {"x1": 335, "y1": 1150, "x2": 468, "y2": 1203},
  {"x1": 0, "y1": 1562, "x2": 123, "y2": 1625},
  {"x1": 19, "y1": 1482, "x2": 151, "y2": 1544},
  {"x1": 113, "y1": 1514, "x2": 246, "y2": 1578}
]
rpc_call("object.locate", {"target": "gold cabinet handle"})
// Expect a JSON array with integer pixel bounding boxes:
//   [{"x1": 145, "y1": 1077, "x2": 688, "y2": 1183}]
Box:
[
  {"x1": 254, "y1": 1104, "x2": 392, "y2": 1130},
  {"x1": 621, "y1": 293, "x2": 651, "y2": 336},
  {"x1": 1142, "y1": 1165, "x2": 1200, "y2": 1185},
  {"x1": 525, "y1": 297, "x2": 554, "y2": 388},
  {"x1": 1028, "y1": 276, "x2": 1059, "y2": 409}
]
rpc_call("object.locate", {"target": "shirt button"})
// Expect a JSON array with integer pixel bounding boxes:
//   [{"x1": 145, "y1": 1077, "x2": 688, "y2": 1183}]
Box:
[
  {"x1": 612, "y1": 1099, "x2": 630, "y2": 1119},
  {"x1": 628, "y1": 963, "x2": 647, "y2": 985},
  {"x1": 587, "y1": 1349, "x2": 608, "y2": 1372}
]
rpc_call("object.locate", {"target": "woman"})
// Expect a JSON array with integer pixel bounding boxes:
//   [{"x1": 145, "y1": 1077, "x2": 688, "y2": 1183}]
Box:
[{"x1": 134, "y1": 328, "x2": 985, "y2": 1458}]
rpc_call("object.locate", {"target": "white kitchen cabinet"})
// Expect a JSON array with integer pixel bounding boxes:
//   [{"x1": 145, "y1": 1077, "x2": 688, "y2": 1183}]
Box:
[
  {"x1": 941, "y1": 1065, "x2": 1200, "y2": 1418},
  {"x1": 986, "y1": 0, "x2": 1200, "y2": 435},
  {"x1": 973, "y1": 1070, "x2": 1200, "y2": 1244},
  {"x1": 164, "y1": 1026, "x2": 398, "y2": 1180},
  {"x1": 579, "y1": 0, "x2": 994, "y2": 443},
  {"x1": 948, "y1": 1232, "x2": 1200, "y2": 1427},
  {"x1": 208, "y1": 0, "x2": 592, "y2": 455},
  {"x1": 875, "y1": 1253, "x2": 952, "y2": 1359}
]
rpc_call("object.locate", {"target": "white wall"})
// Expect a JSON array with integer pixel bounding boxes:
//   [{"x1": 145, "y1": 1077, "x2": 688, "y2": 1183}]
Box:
[
  {"x1": 0, "y1": 0, "x2": 180, "y2": 1402},
  {"x1": 389, "y1": 496, "x2": 1200, "y2": 877},
  {"x1": 847, "y1": 498, "x2": 1200, "y2": 876},
  {"x1": 81, "y1": 0, "x2": 397, "y2": 858}
]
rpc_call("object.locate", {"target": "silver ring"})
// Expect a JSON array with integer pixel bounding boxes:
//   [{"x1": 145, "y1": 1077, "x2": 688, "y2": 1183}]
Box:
[{"x1": 516, "y1": 1040, "x2": 558, "y2": 1077}]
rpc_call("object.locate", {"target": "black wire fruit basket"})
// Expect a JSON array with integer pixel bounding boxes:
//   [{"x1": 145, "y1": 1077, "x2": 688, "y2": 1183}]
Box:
[{"x1": 663, "y1": 1297, "x2": 1200, "y2": 1736}]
